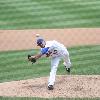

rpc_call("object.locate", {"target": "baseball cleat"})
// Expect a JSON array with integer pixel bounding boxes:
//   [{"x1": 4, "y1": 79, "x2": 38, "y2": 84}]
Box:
[
  {"x1": 65, "y1": 66, "x2": 70, "y2": 74},
  {"x1": 48, "y1": 85, "x2": 54, "y2": 90}
]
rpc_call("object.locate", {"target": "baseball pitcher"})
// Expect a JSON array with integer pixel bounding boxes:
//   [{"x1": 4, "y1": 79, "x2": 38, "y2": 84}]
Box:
[{"x1": 28, "y1": 38, "x2": 71, "y2": 90}]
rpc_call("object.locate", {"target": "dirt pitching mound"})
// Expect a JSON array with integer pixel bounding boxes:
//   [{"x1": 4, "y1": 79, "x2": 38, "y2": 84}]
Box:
[{"x1": 0, "y1": 75, "x2": 100, "y2": 98}]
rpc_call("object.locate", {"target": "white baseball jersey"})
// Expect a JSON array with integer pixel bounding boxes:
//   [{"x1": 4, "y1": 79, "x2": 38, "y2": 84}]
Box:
[{"x1": 41, "y1": 40, "x2": 68, "y2": 57}]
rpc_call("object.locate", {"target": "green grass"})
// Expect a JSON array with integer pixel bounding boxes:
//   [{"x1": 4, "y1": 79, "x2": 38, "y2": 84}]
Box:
[
  {"x1": 0, "y1": 0, "x2": 100, "y2": 29},
  {"x1": 0, "y1": 45, "x2": 100, "y2": 83}
]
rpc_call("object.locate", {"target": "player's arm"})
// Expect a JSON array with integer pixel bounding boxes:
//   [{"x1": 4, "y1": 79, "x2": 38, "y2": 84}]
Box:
[
  {"x1": 28, "y1": 47, "x2": 49, "y2": 63},
  {"x1": 30, "y1": 53, "x2": 43, "y2": 60}
]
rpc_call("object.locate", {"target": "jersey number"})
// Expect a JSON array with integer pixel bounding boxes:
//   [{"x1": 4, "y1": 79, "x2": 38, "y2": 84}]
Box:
[{"x1": 53, "y1": 50, "x2": 58, "y2": 54}]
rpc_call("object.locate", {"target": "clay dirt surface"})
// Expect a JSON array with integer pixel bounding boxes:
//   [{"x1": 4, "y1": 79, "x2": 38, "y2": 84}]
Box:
[
  {"x1": 0, "y1": 75, "x2": 100, "y2": 98},
  {"x1": 0, "y1": 28, "x2": 100, "y2": 51}
]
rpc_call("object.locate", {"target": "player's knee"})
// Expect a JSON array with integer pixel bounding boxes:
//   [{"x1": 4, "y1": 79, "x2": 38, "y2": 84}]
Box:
[{"x1": 64, "y1": 62, "x2": 71, "y2": 68}]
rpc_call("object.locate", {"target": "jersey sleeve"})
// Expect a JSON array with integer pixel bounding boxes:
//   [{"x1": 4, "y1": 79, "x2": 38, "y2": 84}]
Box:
[{"x1": 40, "y1": 47, "x2": 49, "y2": 54}]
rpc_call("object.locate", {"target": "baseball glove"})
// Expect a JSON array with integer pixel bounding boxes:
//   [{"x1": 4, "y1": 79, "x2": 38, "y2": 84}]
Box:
[{"x1": 28, "y1": 55, "x2": 36, "y2": 63}]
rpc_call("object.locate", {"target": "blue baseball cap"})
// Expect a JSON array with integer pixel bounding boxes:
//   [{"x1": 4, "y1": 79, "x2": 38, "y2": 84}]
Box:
[{"x1": 37, "y1": 38, "x2": 44, "y2": 46}]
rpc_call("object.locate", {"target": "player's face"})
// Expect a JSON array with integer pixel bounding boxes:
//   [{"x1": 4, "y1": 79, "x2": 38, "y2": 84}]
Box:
[
  {"x1": 39, "y1": 44, "x2": 45, "y2": 48},
  {"x1": 38, "y1": 41, "x2": 46, "y2": 48}
]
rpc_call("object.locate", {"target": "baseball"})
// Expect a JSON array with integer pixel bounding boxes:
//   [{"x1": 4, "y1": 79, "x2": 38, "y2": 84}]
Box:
[{"x1": 36, "y1": 34, "x2": 40, "y2": 37}]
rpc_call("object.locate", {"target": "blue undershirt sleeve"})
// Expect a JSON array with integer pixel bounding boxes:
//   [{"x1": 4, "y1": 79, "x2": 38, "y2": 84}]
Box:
[{"x1": 41, "y1": 47, "x2": 49, "y2": 54}]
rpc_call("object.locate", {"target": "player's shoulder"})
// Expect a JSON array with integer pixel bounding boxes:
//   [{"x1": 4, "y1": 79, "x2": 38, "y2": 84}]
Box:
[
  {"x1": 45, "y1": 41, "x2": 54, "y2": 47},
  {"x1": 46, "y1": 40, "x2": 53, "y2": 43},
  {"x1": 46, "y1": 40, "x2": 58, "y2": 44}
]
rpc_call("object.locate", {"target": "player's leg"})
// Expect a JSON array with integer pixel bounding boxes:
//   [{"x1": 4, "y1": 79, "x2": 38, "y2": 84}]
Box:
[
  {"x1": 63, "y1": 55, "x2": 71, "y2": 68},
  {"x1": 63, "y1": 50, "x2": 71, "y2": 73},
  {"x1": 48, "y1": 57, "x2": 60, "y2": 90}
]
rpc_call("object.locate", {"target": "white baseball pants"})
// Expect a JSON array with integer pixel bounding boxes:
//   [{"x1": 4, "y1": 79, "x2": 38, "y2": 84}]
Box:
[{"x1": 48, "y1": 50, "x2": 71, "y2": 86}]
